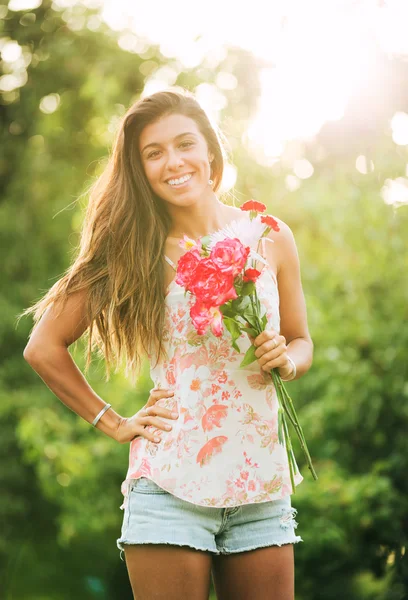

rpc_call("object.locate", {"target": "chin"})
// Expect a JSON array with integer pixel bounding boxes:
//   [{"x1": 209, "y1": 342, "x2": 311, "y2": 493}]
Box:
[
  {"x1": 160, "y1": 187, "x2": 204, "y2": 206},
  {"x1": 166, "y1": 197, "x2": 200, "y2": 208}
]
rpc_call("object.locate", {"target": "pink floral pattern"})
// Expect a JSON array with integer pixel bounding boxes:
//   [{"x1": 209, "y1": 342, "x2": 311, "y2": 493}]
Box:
[{"x1": 119, "y1": 235, "x2": 303, "y2": 510}]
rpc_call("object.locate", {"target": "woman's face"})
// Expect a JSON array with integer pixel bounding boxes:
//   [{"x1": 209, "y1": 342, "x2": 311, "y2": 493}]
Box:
[{"x1": 139, "y1": 113, "x2": 214, "y2": 206}]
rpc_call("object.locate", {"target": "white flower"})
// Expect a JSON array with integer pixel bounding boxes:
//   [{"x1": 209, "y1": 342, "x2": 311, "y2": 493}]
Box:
[{"x1": 208, "y1": 214, "x2": 268, "y2": 249}]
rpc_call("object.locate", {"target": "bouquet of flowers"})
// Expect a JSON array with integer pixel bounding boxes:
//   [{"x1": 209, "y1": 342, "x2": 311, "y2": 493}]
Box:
[{"x1": 174, "y1": 200, "x2": 317, "y2": 491}]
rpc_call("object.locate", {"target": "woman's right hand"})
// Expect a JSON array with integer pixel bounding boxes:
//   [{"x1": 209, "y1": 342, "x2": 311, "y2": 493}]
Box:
[{"x1": 114, "y1": 388, "x2": 179, "y2": 444}]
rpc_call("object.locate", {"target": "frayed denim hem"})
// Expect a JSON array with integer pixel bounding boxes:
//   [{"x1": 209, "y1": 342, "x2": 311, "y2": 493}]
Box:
[
  {"x1": 116, "y1": 538, "x2": 219, "y2": 561},
  {"x1": 218, "y1": 534, "x2": 304, "y2": 555},
  {"x1": 116, "y1": 535, "x2": 303, "y2": 561}
]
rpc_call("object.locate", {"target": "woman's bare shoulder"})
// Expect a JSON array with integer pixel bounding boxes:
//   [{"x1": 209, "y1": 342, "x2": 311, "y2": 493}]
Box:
[{"x1": 263, "y1": 216, "x2": 297, "y2": 274}]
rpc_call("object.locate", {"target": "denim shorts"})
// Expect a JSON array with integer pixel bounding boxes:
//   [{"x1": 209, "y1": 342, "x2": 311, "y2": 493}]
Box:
[{"x1": 116, "y1": 477, "x2": 303, "y2": 560}]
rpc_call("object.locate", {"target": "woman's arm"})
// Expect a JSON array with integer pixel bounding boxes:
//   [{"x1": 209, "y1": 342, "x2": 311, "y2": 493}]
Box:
[
  {"x1": 23, "y1": 289, "x2": 123, "y2": 439},
  {"x1": 254, "y1": 218, "x2": 314, "y2": 381}
]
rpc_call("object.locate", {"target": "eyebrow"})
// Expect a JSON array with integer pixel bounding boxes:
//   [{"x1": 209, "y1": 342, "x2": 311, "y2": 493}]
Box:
[{"x1": 141, "y1": 132, "x2": 198, "y2": 155}]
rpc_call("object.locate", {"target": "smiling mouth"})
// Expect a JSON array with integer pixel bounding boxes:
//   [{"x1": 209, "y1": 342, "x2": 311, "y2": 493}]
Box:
[{"x1": 166, "y1": 173, "x2": 194, "y2": 187}]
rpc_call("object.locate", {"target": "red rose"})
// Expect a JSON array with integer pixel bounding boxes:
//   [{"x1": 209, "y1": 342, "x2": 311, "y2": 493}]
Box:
[
  {"x1": 210, "y1": 238, "x2": 250, "y2": 277},
  {"x1": 260, "y1": 215, "x2": 280, "y2": 232},
  {"x1": 240, "y1": 200, "x2": 267, "y2": 213},
  {"x1": 175, "y1": 248, "x2": 201, "y2": 289},
  {"x1": 188, "y1": 257, "x2": 238, "y2": 307},
  {"x1": 243, "y1": 268, "x2": 262, "y2": 283}
]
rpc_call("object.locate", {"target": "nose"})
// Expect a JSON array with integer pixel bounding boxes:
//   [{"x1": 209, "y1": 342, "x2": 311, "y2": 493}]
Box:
[{"x1": 165, "y1": 148, "x2": 184, "y2": 171}]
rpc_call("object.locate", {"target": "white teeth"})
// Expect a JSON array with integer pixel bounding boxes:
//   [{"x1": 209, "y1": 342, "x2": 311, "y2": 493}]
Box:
[{"x1": 167, "y1": 174, "x2": 192, "y2": 186}]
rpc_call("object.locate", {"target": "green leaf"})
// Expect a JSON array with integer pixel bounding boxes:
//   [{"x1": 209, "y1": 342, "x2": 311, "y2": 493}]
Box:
[
  {"x1": 240, "y1": 344, "x2": 258, "y2": 367},
  {"x1": 231, "y1": 295, "x2": 251, "y2": 312},
  {"x1": 232, "y1": 340, "x2": 241, "y2": 352},
  {"x1": 241, "y1": 281, "x2": 255, "y2": 296},
  {"x1": 219, "y1": 303, "x2": 235, "y2": 318},
  {"x1": 223, "y1": 317, "x2": 242, "y2": 343},
  {"x1": 234, "y1": 280, "x2": 243, "y2": 294},
  {"x1": 243, "y1": 312, "x2": 260, "y2": 330}
]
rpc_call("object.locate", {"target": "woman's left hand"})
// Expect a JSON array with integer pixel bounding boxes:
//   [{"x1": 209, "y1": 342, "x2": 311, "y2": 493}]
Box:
[{"x1": 253, "y1": 329, "x2": 293, "y2": 379}]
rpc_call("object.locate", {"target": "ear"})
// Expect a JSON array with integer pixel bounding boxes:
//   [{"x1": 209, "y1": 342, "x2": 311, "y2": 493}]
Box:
[{"x1": 208, "y1": 152, "x2": 214, "y2": 163}]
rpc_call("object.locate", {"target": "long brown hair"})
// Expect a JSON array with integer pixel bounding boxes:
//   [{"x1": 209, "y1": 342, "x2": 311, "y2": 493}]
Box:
[{"x1": 20, "y1": 88, "x2": 228, "y2": 383}]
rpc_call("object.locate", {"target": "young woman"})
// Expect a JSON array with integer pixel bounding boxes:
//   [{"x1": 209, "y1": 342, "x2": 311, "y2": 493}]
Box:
[{"x1": 23, "y1": 88, "x2": 313, "y2": 600}]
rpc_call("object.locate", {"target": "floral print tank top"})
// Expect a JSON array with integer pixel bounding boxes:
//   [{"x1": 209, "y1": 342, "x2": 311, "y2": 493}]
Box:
[{"x1": 119, "y1": 216, "x2": 303, "y2": 510}]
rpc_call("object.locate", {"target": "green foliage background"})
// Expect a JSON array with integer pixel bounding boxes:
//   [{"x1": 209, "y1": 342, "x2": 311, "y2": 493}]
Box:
[{"x1": 1, "y1": 1, "x2": 407, "y2": 598}]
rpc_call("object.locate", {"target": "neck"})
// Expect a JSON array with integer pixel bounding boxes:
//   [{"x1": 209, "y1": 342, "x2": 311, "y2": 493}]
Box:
[{"x1": 166, "y1": 195, "x2": 237, "y2": 240}]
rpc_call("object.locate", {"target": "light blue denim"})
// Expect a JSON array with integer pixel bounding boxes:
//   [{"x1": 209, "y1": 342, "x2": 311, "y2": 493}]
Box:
[{"x1": 116, "y1": 477, "x2": 303, "y2": 560}]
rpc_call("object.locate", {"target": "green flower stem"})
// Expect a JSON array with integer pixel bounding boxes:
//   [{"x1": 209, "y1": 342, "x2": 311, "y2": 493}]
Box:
[
  {"x1": 270, "y1": 369, "x2": 298, "y2": 492},
  {"x1": 282, "y1": 408, "x2": 297, "y2": 493},
  {"x1": 249, "y1": 296, "x2": 260, "y2": 326},
  {"x1": 277, "y1": 407, "x2": 284, "y2": 445},
  {"x1": 280, "y1": 379, "x2": 317, "y2": 479},
  {"x1": 282, "y1": 386, "x2": 318, "y2": 481},
  {"x1": 270, "y1": 369, "x2": 318, "y2": 481}
]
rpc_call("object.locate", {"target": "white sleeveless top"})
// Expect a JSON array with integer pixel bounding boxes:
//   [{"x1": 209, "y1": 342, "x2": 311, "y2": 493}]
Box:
[{"x1": 119, "y1": 216, "x2": 303, "y2": 510}]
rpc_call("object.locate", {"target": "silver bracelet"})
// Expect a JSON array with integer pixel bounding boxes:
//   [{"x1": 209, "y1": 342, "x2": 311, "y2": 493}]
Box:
[
  {"x1": 280, "y1": 356, "x2": 297, "y2": 381},
  {"x1": 92, "y1": 403, "x2": 112, "y2": 427}
]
